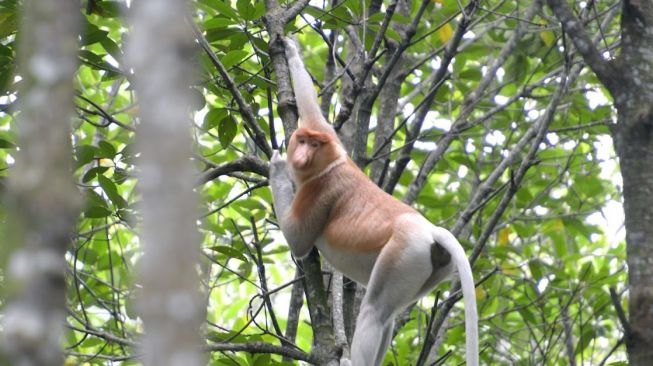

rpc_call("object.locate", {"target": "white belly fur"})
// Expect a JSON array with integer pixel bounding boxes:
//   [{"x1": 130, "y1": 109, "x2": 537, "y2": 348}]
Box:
[{"x1": 315, "y1": 236, "x2": 379, "y2": 286}]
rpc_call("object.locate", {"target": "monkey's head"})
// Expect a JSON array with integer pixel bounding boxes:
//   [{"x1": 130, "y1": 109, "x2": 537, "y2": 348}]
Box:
[{"x1": 287, "y1": 127, "x2": 344, "y2": 182}]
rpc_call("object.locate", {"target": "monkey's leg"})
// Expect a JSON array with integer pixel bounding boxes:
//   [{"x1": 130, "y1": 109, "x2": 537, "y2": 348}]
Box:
[
  {"x1": 373, "y1": 320, "x2": 395, "y2": 366},
  {"x1": 351, "y1": 238, "x2": 433, "y2": 366},
  {"x1": 351, "y1": 298, "x2": 389, "y2": 366}
]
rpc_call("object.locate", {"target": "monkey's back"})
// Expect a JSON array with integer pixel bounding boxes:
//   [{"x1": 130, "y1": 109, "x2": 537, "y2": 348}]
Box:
[{"x1": 321, "y1": 160, "x2": 416, "y2": 253}]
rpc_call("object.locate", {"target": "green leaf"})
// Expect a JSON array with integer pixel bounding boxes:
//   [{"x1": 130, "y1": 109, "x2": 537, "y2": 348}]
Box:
[
  {"x1": 98, "y1": 140, "x2": 116, "y2": 158},
  {"x1": 113, "y1": 167, "x2": 129, "y2": 184},
  {"x1": 218, "y1": 115, "x2": 238, "y2": 148},
  {"x1": 236, "y1": 0, "x2": 256, "y2": 21},
  {"x1": 80, "y1": 248, "x2": 99, "y2": 265},
  {"x1": 82, "y1": 23, "x2": 108, "y2": 46},
  {"x1": 0, "y1": 62, "x2": 12, "y2": 92},
  {"x1": 528, "y1": 259, "x2": 544, "y2": 281},
  {"x1": 0, "y1": 136, "x2": 15, "y2": 148},
  {"x1": 84, "y1": 205, "x2": 112, "y2": 218},
  {"x1": 459, "y1": 68, "x2": 482, "y2": 81},
  {"x1": 75, "y1": 145, "x2": 99, "y2": 167},
  {"x1": 203, "y1": 108, "x2": 228, "y2": 130},
  {"x1": 100, "y1": 37, "x2": 122, "y2": 61},
  {"x1": 85, "y1": 189, "x2": 108, "y2": 209},
  {"x1": 204, "y1": 16, "x2": 234, "y2": 30},
  {"x1": 98, "y1": 174, "x2": 127, "y2": 208},
  {"x1": 250, "y1": 2, "x2": 265, "y2": 21},
  {"x1": 221, "y1": 50, "x2": 249, "y2": 69},
  {"x1": 0, "y1": 9, "x2": 16, "y2": 38},
  {"x1": 82, "y1": 166, "x2": 109, "y2": 183},
  {"x1": 203, "y1": 0, "x2": 238, "y2": 20},
  {"x1": 97, "y1": 1, "x2": 125, "y2": 18},
  {"x1": 576, "y1": 327, "x2": 596, "y2": 353},
  {"x1": 252, "y1": 353, "x2": 271, "y2": 366},
  {"x1": 78, "y1": 49, "x2": 103, "y2": 64},
  {"x1": 209, "y1": 245, "x2": 248, "y2": 262}
]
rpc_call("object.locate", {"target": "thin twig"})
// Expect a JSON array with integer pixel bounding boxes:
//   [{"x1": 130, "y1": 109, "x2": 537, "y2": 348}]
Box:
[{"x1": 189, "y1": 19, "x2": 272, "y2": 157}]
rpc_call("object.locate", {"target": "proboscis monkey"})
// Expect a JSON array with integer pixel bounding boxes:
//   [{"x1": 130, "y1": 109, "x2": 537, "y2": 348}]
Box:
[{"x1": 269, "y1": 38, "x2": 479, "y2": 366}]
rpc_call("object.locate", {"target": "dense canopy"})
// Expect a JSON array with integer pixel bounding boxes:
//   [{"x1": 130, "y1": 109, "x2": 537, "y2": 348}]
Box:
[{"x1": 2, "y1": 0, "x2": 650, "y2": 365}]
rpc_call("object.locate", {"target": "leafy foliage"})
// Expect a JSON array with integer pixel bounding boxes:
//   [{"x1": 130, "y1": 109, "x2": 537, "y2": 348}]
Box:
[{"x1": 0, "y1": 0, "x2": 627, "y2": 365}]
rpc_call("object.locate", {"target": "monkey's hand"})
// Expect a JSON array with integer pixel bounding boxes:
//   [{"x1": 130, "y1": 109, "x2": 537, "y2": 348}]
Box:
[
  {"x1": 270, "y1": 151, "x2": 289, "y2": 180},
  {"x1": 269, "y1": 151, "x2": 294, "y2": 219}
]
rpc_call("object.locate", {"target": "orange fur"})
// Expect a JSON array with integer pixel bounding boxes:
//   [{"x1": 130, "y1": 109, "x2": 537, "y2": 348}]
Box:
[
  {"x1": 287, "y1": 128, "x2": 415, "y2": 252},
  {"x1": 322, "y1": 165, "x2": 415, "y2": 252}
]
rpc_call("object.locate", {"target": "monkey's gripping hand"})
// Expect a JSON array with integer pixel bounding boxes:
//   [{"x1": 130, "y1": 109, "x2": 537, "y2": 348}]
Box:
[{"x1": 269, "y1": 151, "x2": 294, "y2": 221}]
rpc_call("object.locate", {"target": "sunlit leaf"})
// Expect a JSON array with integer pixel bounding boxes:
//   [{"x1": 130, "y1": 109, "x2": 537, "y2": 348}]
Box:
[{"x1": 437, "y1": 23, "x2": 454, "y2": 44}]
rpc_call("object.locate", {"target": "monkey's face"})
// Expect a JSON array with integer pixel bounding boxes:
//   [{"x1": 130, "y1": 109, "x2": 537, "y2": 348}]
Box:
[{"x1": 288, "y1": 128, "x2": 340, "y2": 181}]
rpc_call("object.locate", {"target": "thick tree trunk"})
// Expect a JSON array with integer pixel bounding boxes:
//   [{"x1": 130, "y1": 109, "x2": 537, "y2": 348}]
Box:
[
  {"x1": 613, "y1": 1, "x2": 653, "y2": 364},
  {"x1": 126, "y1": 2, "x2": 205, "y2": 365},
  {"x1": 547, "y1": 1, "x2": 653, "y2": 363},
  {"x1": 1, "y1": 1, "x2": 81, "y2": 365},
  {"x1": 613, "y1": 111, "x2": 653, "y2": 365}
]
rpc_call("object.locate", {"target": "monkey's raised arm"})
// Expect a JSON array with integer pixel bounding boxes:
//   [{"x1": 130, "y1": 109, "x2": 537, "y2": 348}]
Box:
[{"x1": 283, "y1": 38, "x2": 336, "y2": 135}]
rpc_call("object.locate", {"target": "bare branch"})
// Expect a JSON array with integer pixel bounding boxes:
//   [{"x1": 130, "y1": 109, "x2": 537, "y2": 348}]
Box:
[
  {"x1": 197, "y1": 155, "x2": 268, "y2": 185},
  {"x1": 189, "y1": 20, "x2": 273, "y2": 157},
  {"x1": 206, "y1": 341, "x2": 318, "y2": 364},
  {"x1": 334, "y1": 0, "x2": 431, "y2": 130},
  {"x1": 283, "y1": 0, "x2": 312, "y2": 24},
  {"x1": 383, "y1": 0, "x2": 481, "y2": 195},
  {"x1": 546, "y1": 0, "x2": 621, "y2": 93},
  {"x1": 331, "y1": 271, "x2": 351, "y2": 363},
  {"x1": 609, "y1": 287, "x2": 632, "y2": 338},
  {"x1": 282, "y1": 270, "x2": 305, "y2": 363},
  {"x1": 402, "y1": 0, "x2": 537, "y2": 203}
]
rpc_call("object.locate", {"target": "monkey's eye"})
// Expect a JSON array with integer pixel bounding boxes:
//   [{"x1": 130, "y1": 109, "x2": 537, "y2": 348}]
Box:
[
  {"x1": 310, "y1": 141, "x2": 320, "y2": 148},
  {"x1": 298, "y1": 138, "x2": 306, "y2": 144}
]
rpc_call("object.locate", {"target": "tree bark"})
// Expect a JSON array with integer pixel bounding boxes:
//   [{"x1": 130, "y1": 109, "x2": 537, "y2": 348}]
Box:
[
  {"x1": 614, "y1": 111, "x2": 653, "y2": 365},
  {"x1": 1, "y1": 1, "x2": 81, "y2": 365},
  {"x1": 126, "y1": 1, "x2": 205, "y2": 365},
  {"x1": 547, "y1": 1, "x2": 653, "y2": 363},
  {"x1": 611, "y1": 1, "x2": 653, "y2": 364}
]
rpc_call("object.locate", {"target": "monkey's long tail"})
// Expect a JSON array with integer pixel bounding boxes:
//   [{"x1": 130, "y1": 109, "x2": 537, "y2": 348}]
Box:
[{"x1": 431, "y1": 226, "x2": 479, "y2": 366}]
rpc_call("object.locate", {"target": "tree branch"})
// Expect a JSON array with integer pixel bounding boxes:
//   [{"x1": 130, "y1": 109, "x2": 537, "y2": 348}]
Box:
[
  {"x1": 189, "y1": 20, "x2": 273, "y2": 158},
  {"x1": 383, "y1": 0, "x2": 480, "y2": 195},
  {"x1": 546, "y1": 0, "x2": 621, "y2": 93},
  {"x1": 283, "y1": 0, "x2": 312, "y2": 24},
  {"x1": 196, "y1": 155, "x2": 268, "y2": 185},
  {"x1": 334, "y1": 0, "x2": 429, "y2": 130},
  {"x1": 401, "y1": 0, "x2": 536, "y2": 203},
  {"x1": 206, "y1": 341, "x2": 318, "y2": 363}
]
